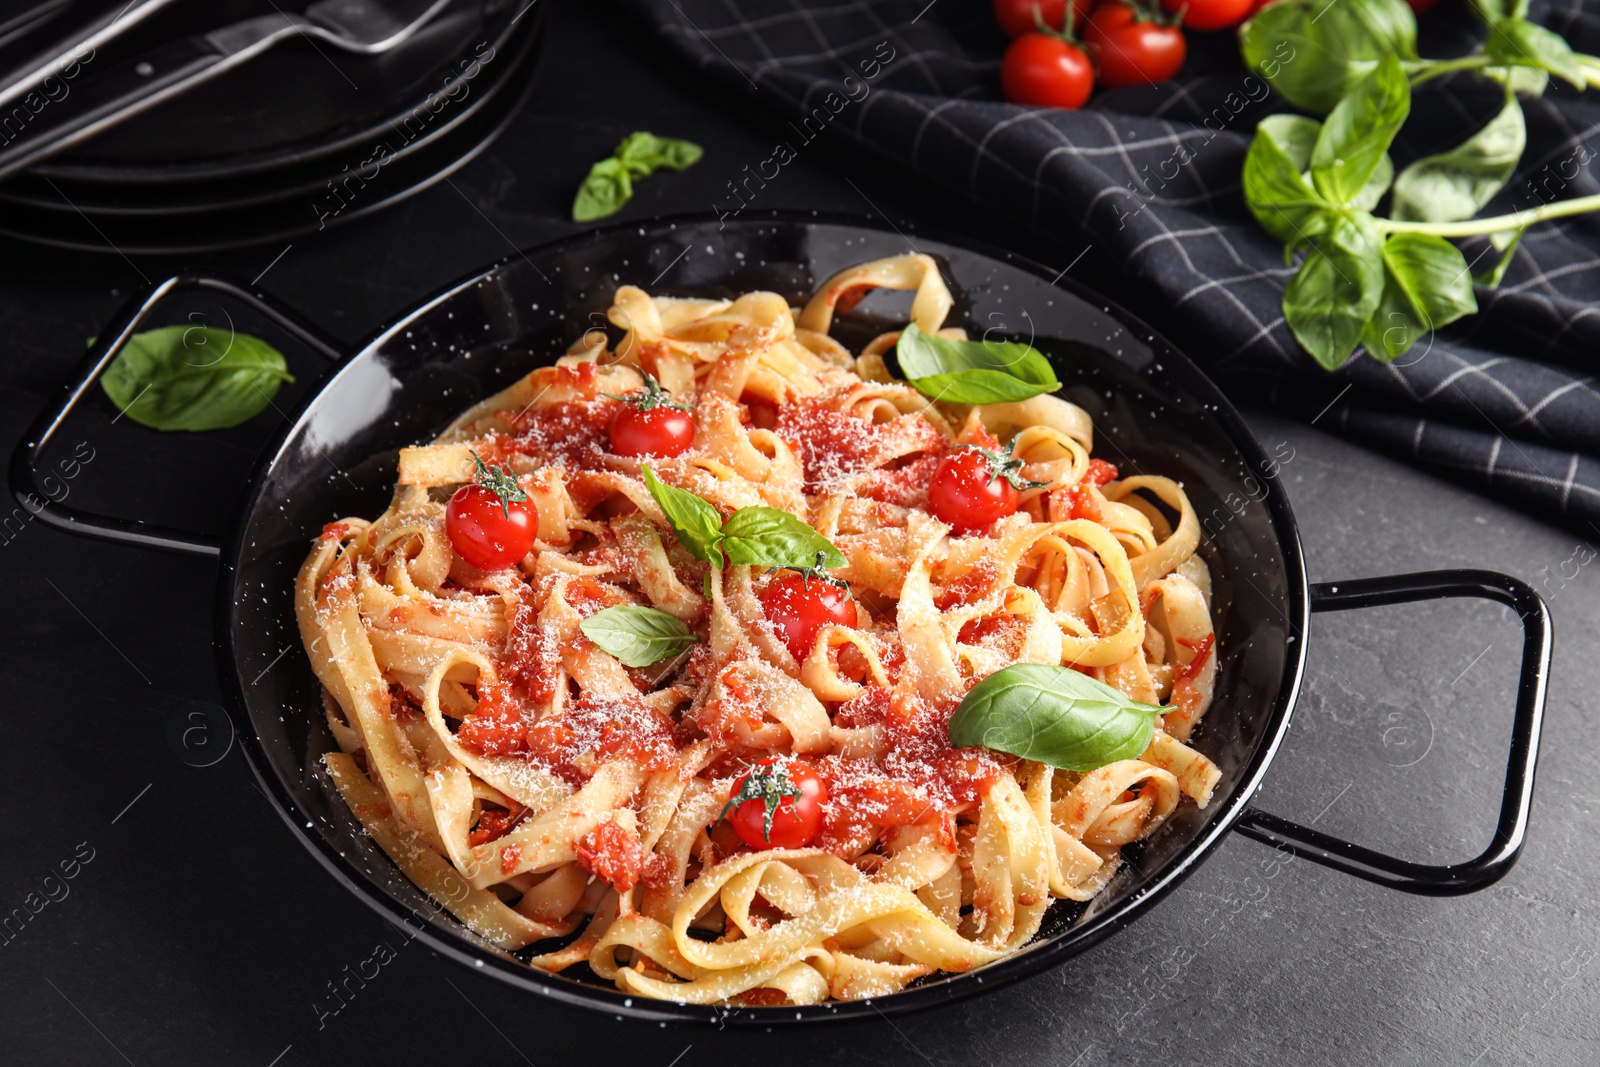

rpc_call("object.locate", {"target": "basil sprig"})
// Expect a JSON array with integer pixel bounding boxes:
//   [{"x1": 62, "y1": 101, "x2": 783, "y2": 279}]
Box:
[
  {"x1": 100, "y1": 326, "x2": 294, "y2": 432},
  {"x1": 1239, "y1": 0, "x2": 1600, "y2": 369},
  {"x1": 1243, "y1": 58, "x2": 1477, "y2": 368},
  {"x1": 572, "y1": 131, "x2": 703, "y2": 222},
  {"x1": 641, "y1": 464, "x2": 729, "y2": 566},
  {"x1": 579, "y1": 604, "x2": 699, "y2": 667},
  {"x1": 948, "y1": 664, "x2": 1167, "y2": 772},
  {"x1": 894, "y1": 323, "x2": 1060, "y2": 405},
  {"x1": 641, "y1": 464, "x2": 845, "y2": 571}
]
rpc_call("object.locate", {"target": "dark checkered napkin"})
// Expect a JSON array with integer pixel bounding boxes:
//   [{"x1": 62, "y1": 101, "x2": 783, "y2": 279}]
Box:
[{"x1": 628, "y1": 0, "x2": 1600, "y2": 531}]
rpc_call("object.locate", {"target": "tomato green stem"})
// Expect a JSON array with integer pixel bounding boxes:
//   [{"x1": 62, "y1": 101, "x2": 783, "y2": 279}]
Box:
[{"x1": 1375, "y1": 191, "x2": 1600, "y2": 237}]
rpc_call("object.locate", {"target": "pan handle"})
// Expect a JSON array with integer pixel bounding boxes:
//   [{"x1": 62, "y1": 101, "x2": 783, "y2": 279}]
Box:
[
  {"x1": 1234, "y1": 569, "x2": 1552, "y2": 896},
  {"x1": 8, "y1": 273, "x2": 343, "y2": 558}
]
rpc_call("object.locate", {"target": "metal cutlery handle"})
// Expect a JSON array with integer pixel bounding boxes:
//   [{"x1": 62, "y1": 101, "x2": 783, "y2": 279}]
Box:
[
  {"x1": 0, "y1": 16, "x2": 300, "y2": 186},
  {"x1": 0, "y1": 0, "x2": 181, "y2": 112}
]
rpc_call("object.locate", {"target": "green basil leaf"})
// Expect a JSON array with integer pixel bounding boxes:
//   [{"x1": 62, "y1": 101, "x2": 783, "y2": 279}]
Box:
[
  {"x1": 1360, "y1": 234, "x2": 1478, "y2": 361},
  {"x1": 1476, "y1": 227, "x2": 1525, "y2": 286},
  {"x1": 1256, "y1": 115, "x2": 1391, "y2": 212},
  {"x1": 1383, "y1": 233, "x2": 1478, "y2": 326},
  {"x1": 1241, "y1": 0, "x2": 1417, "y2": 115},
  {"x1": 720, "y1": 506, "x2": 846, "y2": 570},
  {"x1": 1243, "y1": 117, "x2": 1335, "y2": 251},
  {"x1": 100, "y1": 326, "x2": 293, "y2": 432},
  {"x1": 1261, "y1": 113, "x2": 1321, "y2": 171},
  {"x1": 1350, "y1": 154, "x2": 1395, "y2": 212},
  {"x1": 1471, "y1": 0, "x2": 1529, "y2": 22},
  {"x1": 1361, "y1": 274, "x2": 1427, "y2": 363},
  {"x1": 1391, "y1": 91, "x2": 1525, "y2": 224},
  {"x1": 903, "y1": 369, "x2": 1062, "y2": 404},
  {"x1": 641, "y1": 464, "x2": 726, "y2": 567},
  {"x1": 947, "y1": 663, "x2": 1166, "y2": 772},
  {"x1": 895, "y1": 323, "x2": 1059, "y2": 404},
  {"x1": 616, "y1": 131, "x2": 704, "y2": 175},
  {"x1": 1310, "y1": 55, "x2": 1410, "y2": 206},
  {"x1": 1283, "y1": 215, "x2": 1386, "y2": 370},
  {"x1": 1486, "y1": 18, "x2": 1585, "y2": 88},
  {"x1": 579, "y1": 604, "x2": 699, "y2": 667},
  {"x1": 572, "y1": 157, "x2": 633, "y2": 222}
]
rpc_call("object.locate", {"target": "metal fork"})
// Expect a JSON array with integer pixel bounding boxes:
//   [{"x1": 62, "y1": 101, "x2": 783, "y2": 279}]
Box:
[{"x1": 0, "y1": 0, "x2": 457, "y2": 184}]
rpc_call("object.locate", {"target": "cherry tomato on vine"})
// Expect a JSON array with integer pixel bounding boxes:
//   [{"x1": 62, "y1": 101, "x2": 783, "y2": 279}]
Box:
[
  {"x1": 1083, "y1": 3, "x2": 1187, "y2": 89},
  {"x1": 1160, "y1": 0, "x2": 1251, "y2": 31},
  {"x1": 446, "y1": 451, "x2": 538, "y2": 570},
  {"x1": 929, "y1": 440, "x2": 1043, "y2": 533},
  {"x1": 1001, "y1": 33, "x2": 1095, "y2": 109},
  {"x1": 993, "y1": 0, "x2": 1094, "y2": 37},
  {"x1": 606, "y1": 373, "x2": 695, "y2": 458},
  {"x1": 721, "y1": 756, "x2": 827, "y2": 850},
  {"x1": 612, "y1": 405, "x2": 695, "y2": 458},
  {"x1": 760, "y1": 571, "x2": 858, "y2": 662}
]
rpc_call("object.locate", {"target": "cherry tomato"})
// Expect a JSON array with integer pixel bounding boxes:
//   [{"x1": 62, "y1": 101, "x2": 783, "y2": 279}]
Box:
[
  {"x1": 446, "y1": 455, "x2": 538, "y2": 570},
  {"x1": 607, "y1": 373, "x2": 695, "y2": 457},
  {"x1": 611, "y1": 404, "x2": 695, "y2": 457},
  {"x1": 994, "y1": 0, "x2": 1094, "y2": 37},
  {"x1": 1160, "y1": 0, "x2": 1251, "y2": 31},
  {"x1": 1083, "y1": 3, "x2": 1187, "y2": 89},
  {"x1": 760, "y1": 572, "x2": 858, "y2": 662},
  {"x1": 723, "y1": 756, "x2": 827, "y2": 850},
  {"x1": 1404, "y1": 0, "x2": 1439, "y2": 13},
  {"x1": 1001, "y1": 33, "x2": 1095, "y2": 109},
  {"x1": 929, "y1": 448, "x2": 1020, "y2": 532}
]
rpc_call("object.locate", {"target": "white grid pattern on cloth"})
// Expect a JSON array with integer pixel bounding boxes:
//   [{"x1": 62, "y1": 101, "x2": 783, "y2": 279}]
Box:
[{"x1": 629, "y1": 0, "x2": 1600, "y2": 528}]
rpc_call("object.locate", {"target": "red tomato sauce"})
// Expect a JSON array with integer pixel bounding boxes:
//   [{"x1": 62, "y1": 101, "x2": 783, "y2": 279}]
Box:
[
  {"x1": 468, "y1": 805, "x2": 523, "y2": 847},
  {"x1": 817, "y1": 686, "x2": 1006, "y2": 855},
  {"x1": 576, "y1": 817, "x2": 643, "y2": 892}
]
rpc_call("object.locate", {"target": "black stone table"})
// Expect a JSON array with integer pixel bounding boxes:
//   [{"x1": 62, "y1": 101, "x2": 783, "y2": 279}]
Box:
[{"x1": 1, "y1": 2, "x2": 1593, "y2": 1063}]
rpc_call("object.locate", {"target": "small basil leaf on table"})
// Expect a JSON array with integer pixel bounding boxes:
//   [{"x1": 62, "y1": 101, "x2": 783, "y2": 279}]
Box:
[
  {"x1": 572, "y1": 132, "x2": 704, "y2": 222},
  {"x1": 720, "y1": 506, "x2": 846, "y2": 570},
  {"x1": 616, "y1": 131, "x2": 703, "y2": 174},
  {"x1": 894, "y1": 323, "x2": 1059, "y2": 404},
  {"x1": 948, "y1": 663, "x2": 1167, "y2": 772},
  {"x1": 572, "y1": 157, "x2": 633, "y2": 223},
  {"x1": 1239, "y1": 0, "x2": 1418, "y2": 116},
  {"x1": 579, "y1": 604, "x2": 699, "y2": 667},
  {"x1": 1282, "y1": 215, "x2": 1386, "y2": 370},
  {"x1": 642, "y1": 464, "x2": 727, "y2": 567},
  {"x1": 1391, "y1": 91, "x2": 1526, "y2": 224},
  {"x1": 101, "y1": 326, "x2": 294, "y2": 432},
  {"x1": 1310, "y1": 54, "x2": 1410, "y2": 207},
  {"x1": 1486, "y1": 18, "x2": 1586, "y2": 88}
]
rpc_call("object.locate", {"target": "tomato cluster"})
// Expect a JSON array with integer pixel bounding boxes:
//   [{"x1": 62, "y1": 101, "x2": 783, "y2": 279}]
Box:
[
  {"x1": 994, "y1": 0, "x2": 1246, "y2": 108},
  {"x1": 998, "y1": 0, "x2": 1447, "y2": 107}
]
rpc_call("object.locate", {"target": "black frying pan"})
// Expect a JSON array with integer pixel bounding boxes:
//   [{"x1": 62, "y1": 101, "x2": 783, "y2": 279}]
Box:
[{"x1": 9, "y1": 214, "x2": 1553, "y2": 1025}]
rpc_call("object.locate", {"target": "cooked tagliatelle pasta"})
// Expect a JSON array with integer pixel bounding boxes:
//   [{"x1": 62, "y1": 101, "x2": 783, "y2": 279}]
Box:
[{"x1": 295, "y1": 254, "x2": 1224, "y2": 1006}]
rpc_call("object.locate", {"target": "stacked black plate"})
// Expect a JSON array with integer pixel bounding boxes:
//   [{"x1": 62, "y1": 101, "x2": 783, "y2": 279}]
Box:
[{"x1": 0, "y1": 0, "x2": 545, "y2": 254}]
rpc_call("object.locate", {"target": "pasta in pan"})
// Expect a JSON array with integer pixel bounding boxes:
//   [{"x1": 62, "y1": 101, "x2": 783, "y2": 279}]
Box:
[{"x1": 295, "y1": 254, "x2": 1222, "y2": 1006}]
